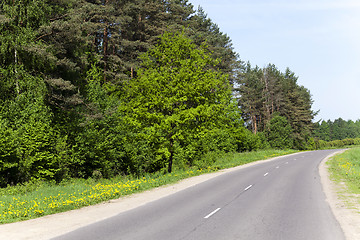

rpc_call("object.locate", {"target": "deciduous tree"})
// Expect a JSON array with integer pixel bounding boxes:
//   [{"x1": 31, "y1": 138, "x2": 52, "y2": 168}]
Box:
[{"x1": 120, "y1": 32, "x2": 232, "y2": 173}]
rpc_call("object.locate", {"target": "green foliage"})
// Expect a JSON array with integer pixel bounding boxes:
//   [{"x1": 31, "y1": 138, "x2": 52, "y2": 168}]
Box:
[
  {"x1": 0, "y1": 0, "x2": 316, "y2": 189},
  {"x1": 0, "y1": 67, "x2": 63, "y2": 186},
  {"x1": 120, "y1": 31, "x2": 234, "y2": 173},
  {"x1": 190, "y1": 7, "x2": 240, "y2": 84},
  {"x1": 64, "y1": 63, "x2": 128, "y2": 179},
  {"x1": 236, "y1": 64, "x2": 315, "y2": 149},
  {"x1": 312, "y1": 137, "x2": 360, "y2": 150},
  {"x1": 313, "y1": 118, "x2": 360, "y2": 141},
  {"x1": 305, "y1": 137, "x2": 316, "y2": 150},
  {"x1": 266, "y1": 114, "x2": 293, "y2": 149},
  {"x1": 312, "y1": 118, "x2": 360, "y2": 149}
]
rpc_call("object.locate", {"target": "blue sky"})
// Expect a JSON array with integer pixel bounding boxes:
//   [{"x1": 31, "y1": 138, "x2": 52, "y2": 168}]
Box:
[{"x1": 189, "y1": 0, "x2": 360, "y2": 121}]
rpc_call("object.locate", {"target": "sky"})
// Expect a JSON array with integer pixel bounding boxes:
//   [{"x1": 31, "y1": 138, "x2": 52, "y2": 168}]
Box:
[{"x1": 189, "y1": 0, "x2": 360, "y2": 122}]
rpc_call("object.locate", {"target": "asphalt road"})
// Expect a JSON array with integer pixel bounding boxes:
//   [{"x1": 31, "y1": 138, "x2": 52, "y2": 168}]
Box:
[{"x1": 53, "y1": 150, "x2": 345, "y2": 240}]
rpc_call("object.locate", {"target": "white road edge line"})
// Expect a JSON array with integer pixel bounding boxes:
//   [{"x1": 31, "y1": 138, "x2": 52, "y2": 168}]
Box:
[
  {"x1": 264, "y1": 172, "x2": 269, "y2": 177},
  {"x1": 244, "y1": 185, "x2": 253, "y2": 191},
  {"x1": 204, "y1": 208, "x2": 221, "y2": 219}
]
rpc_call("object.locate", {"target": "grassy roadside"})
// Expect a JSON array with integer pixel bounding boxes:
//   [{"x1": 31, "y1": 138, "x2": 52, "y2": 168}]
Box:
[
  {"x1": 0, "y1": 149, "x2": 297, "y2": 224},
  {"x1": 327, "y1": 147, "x2": 360, "y2": 209}
]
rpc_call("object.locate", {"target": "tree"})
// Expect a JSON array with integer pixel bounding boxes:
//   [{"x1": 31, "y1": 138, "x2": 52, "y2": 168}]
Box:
[
  {"x1": 266, "y1": 114, "x2": 293, "y2": 149},
  {"x1": 282, "y1": 69, "x2": 315, "y2": 148},
  {"x1": 120, "y1": 32, "x2": 232, "y2": 173},
  {"x1": 313, "y1": 120, "x2": 331, "y2": 141},
  {"x1": 191, "y1": 7, "x2": 240, "y2": 84},
  {"x1": 107, "y1": 0, "x2": 197, "y2": 81},
  {"x1": 237, "y1": 62, "x2": 265, "y2": 134},
  {"x1": 236, "y1": 63, "x2": 315, "y2": 149},
  {"x1": 0, "y1": 0, "x2": 66, "y2": 186},
  {"x1": 313, "y1": 118, "x2": 360, "y2": 142}
]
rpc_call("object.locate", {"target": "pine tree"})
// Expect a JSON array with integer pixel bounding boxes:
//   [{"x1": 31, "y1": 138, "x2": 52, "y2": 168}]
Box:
[
  {"x1": 237, "y1": 62, "x2": 264, "y2": 134},
  {"x1": 112, "y1": 0, "x2": 196, "y2": 81},
  {"x1": 191, "y1": 7, "x2": 239, "y2": 84},
  {"x1": 282, "y1": 69, "x2": 315, "y2": 148},
  {"x1": 236, "y1": 63, "x2": 315, "y2": 149}
]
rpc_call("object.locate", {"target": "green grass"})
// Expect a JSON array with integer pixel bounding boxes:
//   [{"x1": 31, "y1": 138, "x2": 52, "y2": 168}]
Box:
[
  {"x1": 0, "y1": 149, "x2": 297, "y2": 224},
  {"x1": 327, "y1": 147, "x2": 360, "y2": 194}
]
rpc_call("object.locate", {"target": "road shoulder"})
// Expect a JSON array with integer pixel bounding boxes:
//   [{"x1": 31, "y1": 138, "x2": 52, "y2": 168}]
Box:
[{"x1": 319, "y1": 150, "x2": 360, "y2": 240}]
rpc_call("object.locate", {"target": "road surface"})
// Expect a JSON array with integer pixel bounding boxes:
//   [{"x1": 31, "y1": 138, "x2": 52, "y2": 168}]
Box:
[{"x1": 53, "y1": 150, "x2": 345, "y2": 240}]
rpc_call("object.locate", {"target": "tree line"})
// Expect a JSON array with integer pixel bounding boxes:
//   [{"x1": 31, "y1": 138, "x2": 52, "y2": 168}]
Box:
[
  {"x1": 313, "y1": 118, "x2": 360, "y2": 141},
  {"x1": 235, "y1": 63, "x2": 315, "y2": 149},
  {"x1": 1, "y1": 0, "x2": 317, "y2": 187}
]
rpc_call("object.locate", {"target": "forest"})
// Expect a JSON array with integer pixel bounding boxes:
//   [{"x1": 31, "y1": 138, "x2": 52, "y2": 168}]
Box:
[
  {"x1": 0, "y1": 0, "x2": 355, "y2": 188},
  {"x1": 314, "y1": 118, "x2": 360, "y2": 141}
]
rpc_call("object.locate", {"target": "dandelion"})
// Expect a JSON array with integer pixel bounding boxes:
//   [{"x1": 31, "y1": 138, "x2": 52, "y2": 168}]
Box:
[{"x1": 34, "y1": 210, "x2": 44, "y2": 215}]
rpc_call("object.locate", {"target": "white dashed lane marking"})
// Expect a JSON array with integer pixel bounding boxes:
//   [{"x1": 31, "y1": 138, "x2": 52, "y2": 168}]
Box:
[{"x1": 204, "y1": 208, "x2": 221, "y2": 219}]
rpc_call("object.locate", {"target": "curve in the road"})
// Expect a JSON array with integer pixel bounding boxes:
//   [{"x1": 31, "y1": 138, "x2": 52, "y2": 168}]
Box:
[{"x1": 53, "y1": 150, "x2": 345, "y2": 240}]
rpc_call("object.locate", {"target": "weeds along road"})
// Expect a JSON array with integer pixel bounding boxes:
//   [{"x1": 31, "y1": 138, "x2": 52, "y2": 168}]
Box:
[{"x1": 53, "y1": 150, "x2": 345, "y2": 240}]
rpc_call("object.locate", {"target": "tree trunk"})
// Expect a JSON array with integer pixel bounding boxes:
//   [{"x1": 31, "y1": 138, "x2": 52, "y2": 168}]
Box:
[
  {"x1": 103, "y1": 24, "x2": 108, "y2": 82},
  {"x1": 102, "y1": 0, "x2": 109, "y2": 82},
  {"x1": 15, "y1": 48, "x2": 20, "y2": 95},
  {"x1": 252, "y1": 115, "x2": 257, "y2": 134},
  {"x1": 168, "y1": 137, "x2": 174, "y2": 173}
]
